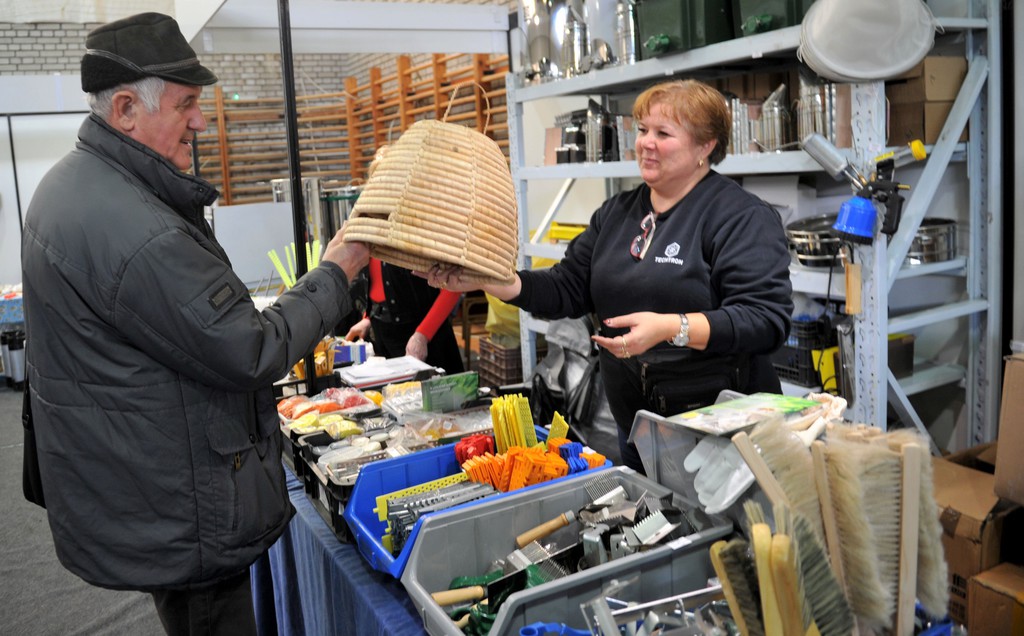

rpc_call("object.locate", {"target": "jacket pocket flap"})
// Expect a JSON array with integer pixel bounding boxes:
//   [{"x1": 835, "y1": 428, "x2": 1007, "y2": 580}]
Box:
[{"x1": 206, "y1": 420, "x2": 252, "y2": 455}]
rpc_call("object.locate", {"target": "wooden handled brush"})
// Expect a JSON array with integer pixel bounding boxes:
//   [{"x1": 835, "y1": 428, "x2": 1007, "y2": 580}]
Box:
[
  {"x1": 810, "y1": 440, "x2": 860, "y2": 636},
  {"x1": 431, "y1": 586, "x2": 484, "y2": 606},
  {"x1": 710, "y1": 540, "x2": 753, "y2": 636},
  {"x1": 810, "y1": 441, "x2": 847, "y2": 592},
  {"x1": 515, "y1": 510, "x2": 575, "y2": 548},
  {"x1": 769, "y1": 531, "x2": 804, "y2": 636},
  {"x1": 896, "y1": 442, "x2": 923, "y2": 636},
  {"x1": 732, "y1": 431, "x2": 789, "y2": 508},
  {"x1": 751, "y1": 522, "x2": 784, "y2": 636}
]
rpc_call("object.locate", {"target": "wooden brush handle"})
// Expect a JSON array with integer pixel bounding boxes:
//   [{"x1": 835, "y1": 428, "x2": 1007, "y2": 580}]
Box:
[
  {"x1": 709, "y1": 540, "x2": 751, "y2": 636},
  {"x1": 732, "y1": 431, "x2": 789, "y2": 508},
  {"x1": 896, "y1": 443, "x2": 923, "y2": 636},
  {"x1": 811, "y1": 440, "x2": 863, "y2": 636},
  {"x1": 770, "y1": 533, "x2": 804, "y2": 636},
  {"x1": 515, "y1": 510, "x2": 574, "y2": 548},
  {"x1": 431, "y1": 585, "x2": 485, "y2": 606},
  {"x1": 752, "y1": 523, "x2": 784, "y2": 636}
]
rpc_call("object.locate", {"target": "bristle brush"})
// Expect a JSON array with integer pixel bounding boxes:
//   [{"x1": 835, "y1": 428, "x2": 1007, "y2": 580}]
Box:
[
  {"x1": 750, "y1": 416, "x2": 825, "y2": 542},
  {"x1": 745, "y1": 501, "x2": 783, "y2": 636},
  {"x1": 887, "y1": 429, "x2": 949, "y2": 620},
  {"x1": 824, "y1": 433, "x2": 901, "y2": 633},
  {"x1": 713, "y1": 537, "x2": 767, "y2": 636},
  {"x1": 788, "y1": 504, "x2": 854, "y2": 636}
]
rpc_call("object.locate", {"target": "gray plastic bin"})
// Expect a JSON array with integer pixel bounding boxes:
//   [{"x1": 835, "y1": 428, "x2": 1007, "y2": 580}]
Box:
[{"x1": 401, "y1": 466, "x2": 732, "y2": 635}]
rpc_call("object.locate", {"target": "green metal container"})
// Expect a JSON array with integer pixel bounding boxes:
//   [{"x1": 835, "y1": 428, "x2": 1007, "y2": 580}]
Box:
[
  {"x1": 636, "y1": 0, "x2": 735, "y2": 60},
  {"x1": 732, "y1": 0, "x2": 816, "y2": 37}
]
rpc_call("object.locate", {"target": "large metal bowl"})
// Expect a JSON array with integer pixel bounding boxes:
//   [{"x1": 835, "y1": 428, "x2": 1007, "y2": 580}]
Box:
[{"x1": 786, "y1": 213, "x2": 842, "y2": 268}]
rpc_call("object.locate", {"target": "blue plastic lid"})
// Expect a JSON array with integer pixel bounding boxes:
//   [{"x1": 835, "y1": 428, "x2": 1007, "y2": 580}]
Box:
[{"x1": 832, "y1": 195, "x2": 876, "y2": 243}]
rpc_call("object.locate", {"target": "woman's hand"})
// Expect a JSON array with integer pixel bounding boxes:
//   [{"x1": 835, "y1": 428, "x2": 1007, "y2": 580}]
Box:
[
  {"x1": 416, "y1": 265, "x2": 477, "y2": 293},
  {"x1": 345, "y1": 317, "x2": 370, "y2": 342},
  {"x1": 415, "y1": 264, "x2": 523, "y2": 302},
  {"x1": 592, "y1": 312, "x2": 680, "y2": 359},
  {"x1": 406, "y1": 332, "x2": 429, "y2": 361}
]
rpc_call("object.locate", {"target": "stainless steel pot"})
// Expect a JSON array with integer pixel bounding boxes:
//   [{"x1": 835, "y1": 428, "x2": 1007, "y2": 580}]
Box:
[
  {"x1": 786, "y1": 213, "x2": 843, "y2": 268},
  {"x1": 906, "y1": 218, "x2": 957, "y2": 265}
]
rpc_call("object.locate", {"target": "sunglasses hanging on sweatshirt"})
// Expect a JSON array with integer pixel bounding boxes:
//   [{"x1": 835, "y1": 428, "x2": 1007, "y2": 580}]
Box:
[{"x1": 630, "y1": 211, "x2": 656, "y2": 260}]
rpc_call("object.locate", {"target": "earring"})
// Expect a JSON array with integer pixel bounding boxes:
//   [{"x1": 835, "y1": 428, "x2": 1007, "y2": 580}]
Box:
[{"x1": 698, "y1": 158, "x2": 705, "y2": 167}]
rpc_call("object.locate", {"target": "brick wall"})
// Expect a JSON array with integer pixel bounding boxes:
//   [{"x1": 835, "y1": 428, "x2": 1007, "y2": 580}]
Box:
[
  {"x1": 0, "y1": 21, "x2": 92, "y2": 74},
  {"x1": 0, "y1": 0, "x2": 514, "y2": 98}
]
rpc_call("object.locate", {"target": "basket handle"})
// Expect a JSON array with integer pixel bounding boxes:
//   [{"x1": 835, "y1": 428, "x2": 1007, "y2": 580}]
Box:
[{"x1": 442, "y1": 80, "x2": 492, "y2": 135}]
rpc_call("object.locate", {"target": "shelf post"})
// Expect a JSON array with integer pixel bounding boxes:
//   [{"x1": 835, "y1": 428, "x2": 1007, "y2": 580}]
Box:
[{"x1": 848, "y1": 81, "x2": 888, "y2": 429}]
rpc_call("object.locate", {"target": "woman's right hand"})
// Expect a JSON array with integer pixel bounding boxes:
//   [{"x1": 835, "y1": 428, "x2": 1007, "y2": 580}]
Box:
[
  {"x1": 417, "y1": 264, "x2": 522, "y2": 302},
  {"x1": 345, "y1": 317, "x2": 370, "y2": 342}
]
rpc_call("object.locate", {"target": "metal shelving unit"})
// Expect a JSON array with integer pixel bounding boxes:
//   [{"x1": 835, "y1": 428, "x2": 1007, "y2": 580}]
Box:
[{"x1": 506, "y1": 2, "x2": 1001, "y2": 449}]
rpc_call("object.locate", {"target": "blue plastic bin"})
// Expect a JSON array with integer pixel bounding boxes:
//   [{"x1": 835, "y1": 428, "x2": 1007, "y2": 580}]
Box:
[{"x1": 343, "y1": 426, "x2": 611, "y2": 579}]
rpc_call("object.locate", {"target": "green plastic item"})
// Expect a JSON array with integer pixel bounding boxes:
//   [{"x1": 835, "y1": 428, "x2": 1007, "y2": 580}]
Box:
[
  {"x1": 732, "y1": 0, "x2": 816, "y2": 38},
  {"x1": 635, "y1": 0, "x2": 735, "y2": 60},
  {"x1": 741, "y1": 13, "x2": 775, "y2": 35},
  {"x1": 643, "y1": 33, "x2": 671, "y2": 55}
]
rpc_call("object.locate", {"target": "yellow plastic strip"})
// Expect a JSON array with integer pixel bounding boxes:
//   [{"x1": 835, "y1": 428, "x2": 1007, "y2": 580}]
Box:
[
  {"x1": 267, "y1": 249, "x2": 294, "y2": 288},
  {"x1": 373, "y1": 472, "x2": 469, "y2": 522}
]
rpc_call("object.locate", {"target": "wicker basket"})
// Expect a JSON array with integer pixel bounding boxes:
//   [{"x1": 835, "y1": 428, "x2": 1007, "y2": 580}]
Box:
[{"x1": 343, "y1": 119, "x2": 519, "y2": 285}]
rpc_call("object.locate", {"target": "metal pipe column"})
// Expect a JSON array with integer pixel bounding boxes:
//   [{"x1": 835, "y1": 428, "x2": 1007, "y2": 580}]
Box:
[{"x1": 277, "y1": 0, "x2": 318, "y2": 391}]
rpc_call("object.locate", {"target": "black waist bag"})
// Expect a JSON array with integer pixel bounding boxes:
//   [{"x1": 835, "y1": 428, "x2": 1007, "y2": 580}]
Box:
[
  {"x1": 640, "y1": 352, "x2": 749, "y2": 417},
  {"x1": 22, "y1": 380, "x2": 45, "y2": 508}
]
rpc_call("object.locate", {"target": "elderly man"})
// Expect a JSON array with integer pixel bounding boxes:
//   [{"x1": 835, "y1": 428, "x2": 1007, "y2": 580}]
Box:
[{"x1": 21, "y1": 12, "x2": 367, "y2": 635}]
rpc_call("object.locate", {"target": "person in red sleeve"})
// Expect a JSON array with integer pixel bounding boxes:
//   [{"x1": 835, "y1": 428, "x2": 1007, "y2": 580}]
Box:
[{"x1": 346, "y1": 257, "x2": 465, "y2": 374}]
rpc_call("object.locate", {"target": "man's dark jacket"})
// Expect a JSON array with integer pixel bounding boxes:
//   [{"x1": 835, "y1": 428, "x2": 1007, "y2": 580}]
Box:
[{"x1": 21, "y1": 114, "x2": 354, "y2": 590}]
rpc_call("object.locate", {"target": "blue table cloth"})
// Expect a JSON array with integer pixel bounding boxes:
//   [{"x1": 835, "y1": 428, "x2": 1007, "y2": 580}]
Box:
[{"x1": 251, "y1": 468, "x2": 427, "y2": 636}]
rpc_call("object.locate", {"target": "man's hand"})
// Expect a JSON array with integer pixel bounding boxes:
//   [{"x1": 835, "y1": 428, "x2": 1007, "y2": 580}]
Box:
[{"x1": 322, "y1": 226, "x2": 369, "y2": 282}]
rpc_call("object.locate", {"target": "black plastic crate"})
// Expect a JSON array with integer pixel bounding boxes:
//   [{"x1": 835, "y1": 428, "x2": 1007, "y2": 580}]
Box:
[
  {"x1": 308, "y1": 461, "x2": 356, "y2": 543},
  {"x1": 786, "y1": 317, "x2": 836, "y2": 350},
  {"x1": 281, "y1": 428, "x2": 304, "y2": 479},
  {"x1": 771, "y1": 344, "x2": 820, "y2": 387},
  {"x1": 296, "y1": 428, "x2": 436, "y2": 544},
  {"x1": 298, "y1": 431, "x2": 362, "y2": 543}
]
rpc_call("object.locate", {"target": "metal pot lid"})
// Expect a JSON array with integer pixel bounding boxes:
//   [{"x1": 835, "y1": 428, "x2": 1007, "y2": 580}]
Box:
[{"x1": 786, "y1": 213, "x2": 840, "y2": 234}]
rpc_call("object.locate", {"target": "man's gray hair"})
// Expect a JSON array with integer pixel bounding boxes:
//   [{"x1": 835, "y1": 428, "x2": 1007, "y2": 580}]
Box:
[{"x1": 87, "y1": 76, "x2": 165, "y2": 119}]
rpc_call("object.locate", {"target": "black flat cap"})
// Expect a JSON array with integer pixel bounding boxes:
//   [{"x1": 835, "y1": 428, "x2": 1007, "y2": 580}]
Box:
[{"x1": 81, "y1": 12, "x2": 218, "y2": 93}]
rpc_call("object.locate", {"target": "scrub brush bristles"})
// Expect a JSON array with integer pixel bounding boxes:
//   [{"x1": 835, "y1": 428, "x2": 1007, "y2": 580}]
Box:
[
  {"x1": 825, "y1": 434, "x2": 902, "y2": 633},
  {"x1": 750, "y1": 416, "x2": 824, "y2": 542},
  {"x1": 790, "y1": 506, "x2": 854, "y2": 636},
  {"x1": 773, "y1": 503, "x2": 813, "y2": 632},
  {"x1": 888, "y1": 429, "x2": 949, "y2": 619},
  {"x1": 711, "y1": 539, "x2": 765, "y2": 636}
]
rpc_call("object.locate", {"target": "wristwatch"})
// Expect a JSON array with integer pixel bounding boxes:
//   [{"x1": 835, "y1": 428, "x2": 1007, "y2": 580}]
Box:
[{"x1": 669, "y1": 313, "x2": 690, "y2": 347}]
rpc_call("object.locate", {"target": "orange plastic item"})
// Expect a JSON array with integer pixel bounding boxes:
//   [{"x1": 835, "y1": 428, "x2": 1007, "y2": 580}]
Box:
[
  {"x1": 277, "y1": 395, "x2": 310, "y2": 419},
  {"x1": 582, "y1": 451, "x2": 607, "y2": 469}
]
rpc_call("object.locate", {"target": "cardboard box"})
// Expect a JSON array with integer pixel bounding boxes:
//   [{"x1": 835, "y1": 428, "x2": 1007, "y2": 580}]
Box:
[
  {"x1": 543, "y1": 127, "x2": 561, "y2": 166},
  {"x1": 933, "y1": 451, "x2": 1020, "y2": 625},
  {"x1": 889, "y1": 100, "x2": 969, "y2": 146},
  {"x1": 886, "y1": 56, "x2": 967, "y2": 104},
  {"x1": 967, "y1": 563, "x2": 1024, "y2": 635},
  {"x1": 945, "y1": 441, "x2": 998, "y2": 473},
  {"x1": 995, "y1": 354, "x2": 1024, "y2": 507}
]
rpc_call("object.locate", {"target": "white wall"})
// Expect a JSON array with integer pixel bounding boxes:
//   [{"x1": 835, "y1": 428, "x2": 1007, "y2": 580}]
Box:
[{"x1": 211, "y1": 201, "x2": 298, "y2": 290}]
